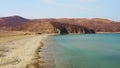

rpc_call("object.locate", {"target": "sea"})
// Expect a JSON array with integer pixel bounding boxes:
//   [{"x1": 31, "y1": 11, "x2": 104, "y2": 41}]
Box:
[{"x1": 42, "y1": 33, "x2": 120, "y2": 68}]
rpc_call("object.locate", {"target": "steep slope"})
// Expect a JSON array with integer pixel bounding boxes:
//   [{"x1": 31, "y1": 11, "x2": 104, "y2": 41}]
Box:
[
  {"x1": 51, "y1": 22, "x2": 95, "y2": 34},
  {"x1": 50, "y1": 18, "x2": 120, "y2": 32}
]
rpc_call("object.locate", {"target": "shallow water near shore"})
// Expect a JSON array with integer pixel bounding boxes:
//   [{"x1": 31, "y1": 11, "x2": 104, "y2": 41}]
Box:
[{"x1": 43, "y1": 33, "x2": 120, "y2": 68}]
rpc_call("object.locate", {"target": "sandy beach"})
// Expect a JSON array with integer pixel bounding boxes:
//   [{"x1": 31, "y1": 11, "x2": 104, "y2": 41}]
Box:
[
  {"x1": 0, "y1": 34, "x2": 47, "y2": 68},
  {"x1": 96, "y1": 32, "x2": 120, "y2": 34}
]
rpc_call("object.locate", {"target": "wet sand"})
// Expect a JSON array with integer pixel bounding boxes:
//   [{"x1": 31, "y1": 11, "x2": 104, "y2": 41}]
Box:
[{"x1": 39, "y1": 36, "x2": 55, "y2": 68}]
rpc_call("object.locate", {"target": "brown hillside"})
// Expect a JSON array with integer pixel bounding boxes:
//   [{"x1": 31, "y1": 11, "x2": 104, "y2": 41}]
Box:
[
  {"x1": 15, "y1": 20, "x2": 95, "y2": 34},
  {"x1": 0, "y1": 16, "x2": 29, "y2": 30},
  {"x1": 0, "y1": 16, "x2": 120, "y2": 33}
]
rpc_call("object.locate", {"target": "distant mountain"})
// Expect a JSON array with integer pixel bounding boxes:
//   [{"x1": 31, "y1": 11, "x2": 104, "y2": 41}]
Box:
[
  {"x1": 0, "y1": 16, "x2": 120, "y2": 34},
  {"x1": 0, "y1": 16, "x2": 29, "y2": 30}
]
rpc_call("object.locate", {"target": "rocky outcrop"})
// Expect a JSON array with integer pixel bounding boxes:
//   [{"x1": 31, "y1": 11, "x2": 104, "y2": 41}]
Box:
[
  {"x1": 52, "y1": 18, "x2": 120, "y2": 32},
  {"x1": 35, "y1": 18, "x2": 120, "y2": 32},
  {"x1": 51, "y1": 22, "x2": 95, "y2": 34}
]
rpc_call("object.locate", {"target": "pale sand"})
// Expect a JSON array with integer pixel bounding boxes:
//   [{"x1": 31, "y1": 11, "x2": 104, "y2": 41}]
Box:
[
  {"x1": 96, "y1": 32, "x2": 120, "y2": 34},
  {"x1": 0, "y1": 35, "x2": 47, "y2": 68}
]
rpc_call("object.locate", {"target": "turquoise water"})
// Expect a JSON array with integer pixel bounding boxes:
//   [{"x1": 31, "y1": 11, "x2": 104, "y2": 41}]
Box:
[{"x1": 45, "y1": 34, "x2": 120, "y2": 68}]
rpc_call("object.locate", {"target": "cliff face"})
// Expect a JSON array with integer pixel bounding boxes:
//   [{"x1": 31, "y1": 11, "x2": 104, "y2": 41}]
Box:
[
  {"x1": 15, "y1": 20, "x2": 95, "y2": 34},
  {"x1": 52, "y1": 18, "x2": 120, "y2": 32},
  {"x1": 50, "y1": 22, "x2": 95, "y2": 34}
]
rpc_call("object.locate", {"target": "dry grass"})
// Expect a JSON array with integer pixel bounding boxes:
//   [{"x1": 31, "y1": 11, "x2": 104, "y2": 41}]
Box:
[{"x1": 0, "y1": 30, "x2": 36, "y2": 37}]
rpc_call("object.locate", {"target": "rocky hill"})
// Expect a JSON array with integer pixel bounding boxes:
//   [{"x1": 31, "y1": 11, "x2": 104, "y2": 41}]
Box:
[
  {"x1": 15, "y1": 20, "x2": 95, "y2": 34},
  {"x1": 37, "y1": 18, "x2": 120, "y2": 32},
  {"x1": 0, "y1": 16, "x2": 29, "y2": 30},
  {"x1": 0, "y1": 16, "x2": 120, "y2": 34}
]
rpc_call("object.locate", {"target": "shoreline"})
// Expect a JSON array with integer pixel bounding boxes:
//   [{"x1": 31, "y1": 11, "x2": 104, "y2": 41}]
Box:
[
  {"x1": 25, "y1": 41, "x2": 44, "y2": 68},
  {"x1": 96, "y1": 32, "x2": 120, "y2": 34},
  {"x1": 25, "y1": 35, "x2": 49, "y2": 68},
  {"x1": 38, "y1": 35, "x2": 55, "y2": 68}
]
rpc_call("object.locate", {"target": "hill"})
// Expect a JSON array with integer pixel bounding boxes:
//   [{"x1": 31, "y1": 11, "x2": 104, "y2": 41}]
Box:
[
  {"x1": 0, "y1": 16, "x2": 29, "y2": 30},
  {"x1": 0, "y1": 16, "x2": 120, "y2": 34}
]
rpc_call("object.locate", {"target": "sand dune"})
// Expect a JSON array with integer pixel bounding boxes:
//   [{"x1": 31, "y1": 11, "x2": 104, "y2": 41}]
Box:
[{"x1": 0, "y1": 35, "x2": 46, "y2": 68}]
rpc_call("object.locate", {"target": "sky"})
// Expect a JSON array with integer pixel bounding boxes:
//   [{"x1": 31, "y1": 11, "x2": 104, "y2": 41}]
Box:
[{"x1": 0, "y1": 0, "x2": 120, "y2": 21}]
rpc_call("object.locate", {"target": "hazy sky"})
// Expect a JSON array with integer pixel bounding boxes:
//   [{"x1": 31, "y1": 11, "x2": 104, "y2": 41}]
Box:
[{"x1": 0, "y1": 0, "x2": 120, "y2": 21}]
